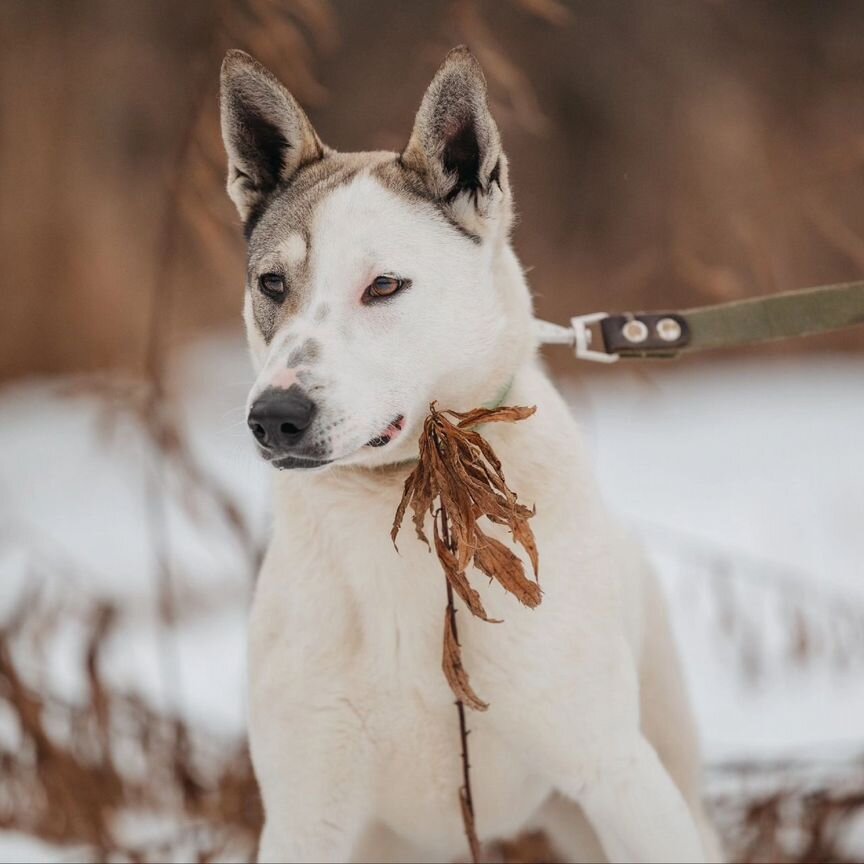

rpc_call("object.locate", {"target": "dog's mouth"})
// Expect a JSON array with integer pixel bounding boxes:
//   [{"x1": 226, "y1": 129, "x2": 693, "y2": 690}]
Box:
[
  {"x1": 265, "y1": 414, "x2": 406, "y2": 470},
  {"x1": 270, "y1": 453, "x2": 332, "y2": 470},
  {"x1": 366, "y1": 414, "x2": 405, "y2": 448}
]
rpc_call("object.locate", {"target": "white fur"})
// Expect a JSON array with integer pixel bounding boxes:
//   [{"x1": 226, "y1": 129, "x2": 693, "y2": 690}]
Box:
[
  {"x1": 245, "y1": 171, "x2": 722, "y2": 863},
  {"x1": 277, "y1": 232, "x2": 308, "y2": 268}
]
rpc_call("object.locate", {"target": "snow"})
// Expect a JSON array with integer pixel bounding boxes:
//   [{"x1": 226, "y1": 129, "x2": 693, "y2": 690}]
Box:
[
  {"x1": 1, "y1": 334, "x2": 863, "y2": 858},
  {"x1": 571, "y1": 358, "x2": 864, "y2": 760},
  {"x1": 0, "y1": 833, "x2": 78, "y2": 864}
]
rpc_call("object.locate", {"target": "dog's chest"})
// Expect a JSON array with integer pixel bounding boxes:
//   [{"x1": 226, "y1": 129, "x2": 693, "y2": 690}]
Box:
[
  {"x1": 281, "y1": 521, "x2": 549, "y2": 848},
  {"x1": 259, "y1": 471, "x2": 572, "y2": 848},
  {"x1": 367, "y1": 674, "x2": 549, "y2": 850},
  {"x1": 346, "y1": 567, "x2": 548, "y2": 849}
]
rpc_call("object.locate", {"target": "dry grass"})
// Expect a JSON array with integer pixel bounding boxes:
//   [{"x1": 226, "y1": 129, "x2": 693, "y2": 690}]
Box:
[{"x1": 0, "y1": 586, "x2": 261, "y2": 863}]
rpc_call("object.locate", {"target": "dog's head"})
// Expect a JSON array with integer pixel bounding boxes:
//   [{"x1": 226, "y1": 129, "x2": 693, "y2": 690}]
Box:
[{"x1": 220, "y1": 47, "x2": 529, "y2": 470}]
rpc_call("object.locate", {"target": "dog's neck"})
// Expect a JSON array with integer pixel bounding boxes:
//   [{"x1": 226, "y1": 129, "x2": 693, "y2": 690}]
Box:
[{"x1": 440, "y1": 239, "x2": 537, "y2": 413}]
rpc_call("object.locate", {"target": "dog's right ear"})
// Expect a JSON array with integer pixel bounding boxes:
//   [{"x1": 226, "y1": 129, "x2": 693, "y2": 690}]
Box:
[{"x1": 220, "y1": 50, "x2": 325, "y2": 227}]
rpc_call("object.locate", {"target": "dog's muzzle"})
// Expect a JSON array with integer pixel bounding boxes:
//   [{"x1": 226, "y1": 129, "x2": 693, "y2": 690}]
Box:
[{"x1": 247, "y1": 385, "x2": 317, "y2": 458}]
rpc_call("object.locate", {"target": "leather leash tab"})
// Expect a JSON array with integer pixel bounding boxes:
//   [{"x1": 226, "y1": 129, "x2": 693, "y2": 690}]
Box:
[
  {"x1": 601, "y1": 313, "x2": 690, "y2": 358},
  {"x1": 538, "y1": 280, "x2": 864, "y2": 361}
]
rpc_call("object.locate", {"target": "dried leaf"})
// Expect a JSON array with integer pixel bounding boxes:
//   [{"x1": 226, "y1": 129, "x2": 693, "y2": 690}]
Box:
[
  {"x1": 392, "y1": 401, "x2": 541, "y2": 708},
  {"x1": 433, "y1": 521, "x2": 499, "y2": 623},
  {"x1": 473, "y1": 535, "x2": 542, "y2": 609},
  {"x1": 391, "y1": 470, "x2": 417, "y2": 549},
  {"x1": 512, "y1": 515, "x2": 539, "y2": 578},
  {"x1": 443, "y1": 607, "x2": 489, "y2": 712},
  {"x1": 451, "y1": 404, "x2": 537, "y2": 428}
]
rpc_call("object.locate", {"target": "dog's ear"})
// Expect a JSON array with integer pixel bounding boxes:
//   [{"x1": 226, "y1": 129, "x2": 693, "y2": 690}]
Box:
[
  {"x1": 402, "y1": 46, "x2": 510, "y2": 238},
  {"x1": 220, "y1": 50, "x2": 325, "y2": 227}
]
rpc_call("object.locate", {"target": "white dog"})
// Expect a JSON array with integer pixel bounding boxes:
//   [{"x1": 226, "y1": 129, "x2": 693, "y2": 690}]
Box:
[{"x1": 220, "y1": 46, "x2": 721, "y2": 864}]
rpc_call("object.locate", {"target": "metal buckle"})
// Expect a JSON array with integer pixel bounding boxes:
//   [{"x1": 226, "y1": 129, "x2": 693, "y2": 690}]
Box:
[{"x1": 571, "y1": 312, "x2": 619, "y2": 363}]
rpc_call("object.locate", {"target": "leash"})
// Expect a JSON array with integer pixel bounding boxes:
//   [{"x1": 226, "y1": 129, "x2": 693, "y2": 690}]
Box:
[{"x1": 535, "y1": 280, "x2": 864, "y2": 362}]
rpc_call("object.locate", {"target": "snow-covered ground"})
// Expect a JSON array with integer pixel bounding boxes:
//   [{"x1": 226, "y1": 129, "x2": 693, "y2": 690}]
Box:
[
  {"x1": 1, "y1": 334, "x2": 863, "y2": 857},
  {"x1": 574, "y1": 357, "x2": 864, "y2": 762}
]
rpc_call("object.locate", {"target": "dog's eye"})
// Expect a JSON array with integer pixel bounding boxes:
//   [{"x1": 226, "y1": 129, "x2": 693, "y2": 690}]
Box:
[
  {"x1": 259, "y1": 273, "x2": 286, "y2": 301},
  {"x1": 363, "y1": 275, "x2": 409, "y2": 303}
]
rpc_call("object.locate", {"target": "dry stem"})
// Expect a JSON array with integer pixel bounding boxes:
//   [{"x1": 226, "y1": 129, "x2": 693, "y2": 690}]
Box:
[
  {"x1": 393, "y1": 403, "x2": 541, "y2": 862},
  {"x1": 441, "y1": 513, "x2": 482, "y2": 864}
]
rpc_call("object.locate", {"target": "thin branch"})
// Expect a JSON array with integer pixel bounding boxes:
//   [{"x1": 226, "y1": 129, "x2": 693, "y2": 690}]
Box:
[{"x1": 441, "y1": 514, "x2": 482, "y2": 864}]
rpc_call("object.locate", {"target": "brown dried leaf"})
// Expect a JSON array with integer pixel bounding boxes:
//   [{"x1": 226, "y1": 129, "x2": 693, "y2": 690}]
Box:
[
  {"x1": 473, "y1": 534, "x2": 542, "y2": 609},
  {"x1": 391, "y1": 469, "x2": 418, "y2": 549},
  {"x1": 392, "y1": 401, "x2": 541, "y2": 709},
  {"x1": 450, "y1": 404, "x2": 537, "y2": 428},
  {"x1": 512, "y1": 515, "x2": 539, "y2": 578},
  {"x1": 433, "y1": 521, "x2": 499, "y2": 623},
  {"x1": 443, "y1": 608, "x2": 489, "y2": 712}
]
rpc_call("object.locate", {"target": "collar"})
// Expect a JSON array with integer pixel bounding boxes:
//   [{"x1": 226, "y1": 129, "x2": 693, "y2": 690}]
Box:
[{"x1": 482, "y1": 376, "x2": 515, "y2": 410}]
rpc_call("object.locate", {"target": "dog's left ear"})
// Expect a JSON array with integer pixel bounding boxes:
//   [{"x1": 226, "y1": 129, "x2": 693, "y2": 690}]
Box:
[{"x1": 402, "y1": 46, "x2": 510, "y2": 239}]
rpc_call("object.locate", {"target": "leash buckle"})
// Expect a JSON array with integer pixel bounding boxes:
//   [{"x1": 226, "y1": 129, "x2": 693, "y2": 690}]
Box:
[{"x1": 571, "y1": 313, "x2": 619, "y2": 364}]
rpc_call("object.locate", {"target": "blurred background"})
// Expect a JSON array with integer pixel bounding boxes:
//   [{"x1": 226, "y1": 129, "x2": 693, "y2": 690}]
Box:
[{"x1": 1, "y1": 1, "x2": 864, "y2": 861}]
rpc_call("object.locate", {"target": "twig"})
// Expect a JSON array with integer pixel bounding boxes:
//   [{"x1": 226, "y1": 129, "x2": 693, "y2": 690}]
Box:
[
  {"x1": 393, "y1": 405, "x2": 540, "y2": 863},
  {"x1": 441, "y1": 514, "x2": 482, "y2": 864}
]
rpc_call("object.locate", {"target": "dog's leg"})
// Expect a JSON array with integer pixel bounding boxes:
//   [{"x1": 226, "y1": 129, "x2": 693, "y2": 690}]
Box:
[
  {"x1": 527, "y1": 793, "x2": 607, "y2": 863},
  {"x1": 256, "y1": 772, "x2": 370, "y2": 864},
  {"x1": 503, "y1": 631, "x2": 705, "y2": 864},
  {"x1": 252, "y1": 703, "x2": 372, "y2": 864},
  {"x1": 563, "y1": 735, "x2": 705, "y2": 864},
  {"x1": 638, "y1": 565, "x2": 724, "y2": 862},
  {"x1": 256, "y1": 771, "x2": 370, "y2": 864},
  {"x1": 351, "y1": 822, "x2": 440, "y2": 864}
]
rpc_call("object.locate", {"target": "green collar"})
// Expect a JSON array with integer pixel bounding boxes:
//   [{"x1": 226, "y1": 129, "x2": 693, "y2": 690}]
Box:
[{"x1": 482, "y1": 376, "x2": 515, "y2": 410}]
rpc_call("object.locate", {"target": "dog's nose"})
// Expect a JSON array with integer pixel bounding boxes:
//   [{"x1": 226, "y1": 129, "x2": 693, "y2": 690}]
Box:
[{"x1": 247, "y1": 386, "x2": 317, "y2": 451}]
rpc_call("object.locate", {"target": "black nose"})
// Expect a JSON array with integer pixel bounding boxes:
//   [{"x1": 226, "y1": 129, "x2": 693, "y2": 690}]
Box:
[{"x1": 247, "y1": 386, "x2": 317, "y2": 451}]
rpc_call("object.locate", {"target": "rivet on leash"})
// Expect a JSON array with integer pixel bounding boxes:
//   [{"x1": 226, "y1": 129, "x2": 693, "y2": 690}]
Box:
[
  {"x1": 656, "y1": 317, "x2": 683, "y2": 342},
  {"x1": 622, "y1": 319, "x2": 649, "y2": 343}
]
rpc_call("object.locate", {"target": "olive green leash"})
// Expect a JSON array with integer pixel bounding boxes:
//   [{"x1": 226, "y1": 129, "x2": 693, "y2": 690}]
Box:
[{"x1": 536, "y1": 280, "x2": 864, "y2": 362}]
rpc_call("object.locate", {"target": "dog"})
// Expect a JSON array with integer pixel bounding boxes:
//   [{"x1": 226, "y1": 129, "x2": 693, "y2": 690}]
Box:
[{"x1": 219, "y1": 46, "x2": 722, "y2": 864}]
